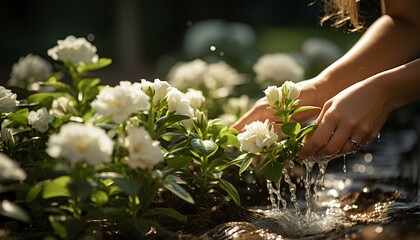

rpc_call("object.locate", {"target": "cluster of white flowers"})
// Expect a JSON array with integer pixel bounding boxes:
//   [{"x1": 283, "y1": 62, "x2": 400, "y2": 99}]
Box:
[
  {"x1": 253, "y1": 53, "x2": 304, "y2": 87},
  {"x1": 167, "y1": 88, "x2": 195, "y2": 118},
  {"x1": 166, "y1": 59, "x2": 244, "y2": 98},
  {"x1": 264, "y1": 81, "x2": 302, "y2": 108},
  {"x1": 47, "y1": 123, "x2": 114, "y2": 166},
  {"x1": 302, "y1": 37, "x2": 342, "y2": 65},
  {"x1": 203, "y1": 61, "x2": 245, "y2": 98},
  {"x1": 185, "y1": 88, "x2": 205, "y2": 109},
  {"x1": 8, "y1": 54, "x2": 52, "y2": 88},
  {"x1": 91, "y1": 81, "x2": 150, "y2": 124},
  {"x1": 121, "y1": 126, "x2": 164, "y2": 169},
  {"x1": 28, "y1": 107, "x2": 54, "y2": 133},
  {"x1": 218, "y1": 95, "x2": 251, "y2": 125},
  {"x1": 0, "y1": 153, "x2": 26, "y2": 181},
  {"x1": 0, "y1": 86, "x2": 19, "y2": 113},
  {"x1": 140, "y1": 78, "x2": 172, "y2": 105},
  {"x1": 47, "y1": 35, "x2": 99, "y2": 66},
  {"x1": 237, "y1": 119, "x2": 278, "y2": 153}
]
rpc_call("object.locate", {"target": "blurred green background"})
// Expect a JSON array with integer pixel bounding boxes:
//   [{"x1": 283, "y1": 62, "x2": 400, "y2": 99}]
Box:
[{"x1": 0, "y1": 0, "x2": 381, "y2": 86}]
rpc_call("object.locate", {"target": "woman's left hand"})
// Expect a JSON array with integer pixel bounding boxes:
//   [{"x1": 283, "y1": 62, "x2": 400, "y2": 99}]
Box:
[{"x1": 299, "y1": 78, "x2": 392, "y2": 159}]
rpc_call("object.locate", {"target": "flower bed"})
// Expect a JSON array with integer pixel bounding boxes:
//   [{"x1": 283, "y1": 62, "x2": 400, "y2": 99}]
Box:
[{"x1": 0, "y1": 35, "x2": 317, "y2": 239}]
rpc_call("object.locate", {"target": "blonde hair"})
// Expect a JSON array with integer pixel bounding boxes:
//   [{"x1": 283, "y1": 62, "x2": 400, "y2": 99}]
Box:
[{"x1": 321, "y1": 0, "x2": 363, "y2": 31}]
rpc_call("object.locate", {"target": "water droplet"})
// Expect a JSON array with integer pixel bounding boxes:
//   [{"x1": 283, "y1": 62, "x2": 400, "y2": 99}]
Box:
[
  {"x1": 186, "y1": 20, "x2": 193, "y2": 27},
  {"x1": 364, "y1": 153, "x2": 373, "y2": 163},
  {"x1": 219, "y1": 51, "x2": 224, "y2": 56},
  {"x1": 87, "y1": 33, "x2": 95, "y2": 41},
  {"x1": 343, "y1": 155, "x2": 347, "y2": 173},
  {"x1": 210, "y1": 46, "x2": 216, "y2": 51},
  {"x1": 377, "y1": 132, "x2": 381, "y2": 142}
]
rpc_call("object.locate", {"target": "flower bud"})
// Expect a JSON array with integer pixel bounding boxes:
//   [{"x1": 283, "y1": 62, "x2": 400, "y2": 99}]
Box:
[
  {"x1": 282, "y1": 81, "x2": 302, "y2": 100},
  {"x1": 264, "y1": 85, "x2": 282, "y2": 108},
  {"x1": 1, "y1": 128, "x2": 15, "y2": 148}
]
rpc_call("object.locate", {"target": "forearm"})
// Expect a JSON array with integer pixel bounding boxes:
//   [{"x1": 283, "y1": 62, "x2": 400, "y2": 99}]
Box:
[
  {"x1": 374, "y1": 58, "x2": 420, "y2": 111},
  {"x1": 316, "y1": 10, "x2": 420, "y2": 98}
]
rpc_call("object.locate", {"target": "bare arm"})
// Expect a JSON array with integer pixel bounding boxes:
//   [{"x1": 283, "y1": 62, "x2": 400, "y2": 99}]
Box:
[
  {"x1": 314, "y1": 0, "x2": 420, "y2": 100},
  {"x1": 298, "y1": 0, "x2": 420, "y2": 159}
]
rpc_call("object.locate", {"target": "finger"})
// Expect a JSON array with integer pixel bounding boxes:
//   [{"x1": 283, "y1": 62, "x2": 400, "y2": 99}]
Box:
[
  {"x1": 340, "y1": 131, "x2": 373, "y2": 154},
  {"x1": 299, "y1": 118, "x2": 336, "y2": 159},
  {"x1": 314, "y1": 124, "x2": 352, "y2": 157},
  {"x1": 231, "y1": 105, "x2": 277, "y2": 131}
]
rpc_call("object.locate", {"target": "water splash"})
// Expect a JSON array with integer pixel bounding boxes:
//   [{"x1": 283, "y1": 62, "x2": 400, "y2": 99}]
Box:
[{"x1": 264, "y1": 155, "x2": 344, "y2": 236}]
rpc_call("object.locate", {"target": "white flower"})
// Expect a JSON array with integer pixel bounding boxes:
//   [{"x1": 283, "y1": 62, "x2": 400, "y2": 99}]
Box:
[
  {"x1": 185, "y1": 88, "x2": 205, "y2": 109},
  {"x1": 167, "y1": 59, "x2": 244, "y2": 98},
  {"x1": 223, "y1": 95, "x2": 251, "y2": 115},
  {"x1": 167, "y1": 88, "x2": 194, "y2": 118},
  {"x1": 8, "y1": 54, "x2": 52, "y2": 88},
  {"x1": 166, "y1": 59, "x2": 207, "y2": 90},
  {"x1": 237, "y1": 120, "x2": 278, "y2": 153},
  {"x1": 0, "y1": 86, "x2": 19, "y2": 113},
  {"x1": 0, "y1": 153, "x2": 26, "y2": 181},
  {"x1": 282, "y1": 81, "x2": 302, "y2": 100},
  {"x1": 91, "y1": 81, "x2": 150, "y2": 124},
  {"x1": 47, "y1": 35, "x2": 99, "y2": 66},
  {"x1": 28, "y1": 107, "x2": 54, "y2": 133},
  {"x1": 253, "y1": 53, "x2": 304, "y2": 87},
  {"x1": 47, "y1": 123, "x2": 114, "y2": 165},
  {"x1": 50, "y1": 96, "x2": 77, "y2": 117},
  {"x1": 203, "y1": 61, "x2": 244, "y2": 97},
  {"x1": 140, "y1": 78, "x2": 171, "y2": 105},
  {"x1": 302, "y1": 37, "x2": 342, "y2": 65},
  {"x1": 218, "y1": 113, "x2": 238, "y2": 125},
  {"x1": 264, "y1": 86, "x2": 283, "y2": 108},
  {"x1": 121, "y1": 126, "x2": 164, "y2": 169}
]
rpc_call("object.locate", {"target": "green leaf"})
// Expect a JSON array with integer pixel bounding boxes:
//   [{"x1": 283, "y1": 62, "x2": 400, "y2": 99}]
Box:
[
  {"x1": 191, "y1": 139, "x2": 218, "y2": 157},
  {"x1": 49, "y1": 215, "x2": 82, "y2": 239},
  {"x1": 112, "y1": 178, "x2": 141, "y2": 197},
  {"x1": 154, "y1": 115, "x2": 190, "y2": 137},
  {"x1": 263, "y1": 160, "x2": 284, "y2": 183},
  {"x1": 291, "y1": 106, "x2": 321, "y2": 115},
  {"x1": 77, "y1": 78, "x2": 101, "y2": 102},
  {"x1": 41, "y1": 81, "x2": 75, "y2": 96},
  {"x1": 218, "y1": 179, "x2": 240, "y2": 205},
  {"x1": 42, "y1": 176, "x2": 71, "y2": 199},
  {"x1": 67, "y1": 178, "x2": 93, "y2": 200},
  {"x1": 27, "y1": 92, "x2": 63, "y2": 107},
  {"x1": 0, "y1": 200, "x2": 30, "y2": 223},
  {"x1": 207, "y1": 158, "x2": 229, "y2": 172},
  {"x1": 90, "y1": 190, "x2": 109, "y2": 207},
  {"x1": 165, "y1": 156, "x2": 193, "y2": 168},
  {"x1": 281, "y1": 122, "x2": 301, "y2": 138},
  {"x1": 13, "y1": 137, "x2": 41, "y2": 151},
  {"x1": 162, "y1": 178, "x2": 195, "y2": 204},
  {"x1": 26, "y1": 183, "x2": 44, "y2": 202},
  {"x1": 77, "y1": 78, "x2": 100, "y2": 92},
  {"x1": 76, "y1": 58, "x2": 112, "y2": 73},
  {"x1": 145, "y1": 207, "x2": 187, "y2": 222},
  {"x1": 239, "y1": 157, "x2": 253, "y2": 175},
  {"x1": 0, "y1": 183, "x2": 30, "y2": 194},
  {"x1": 7, "y1": 112, "x2": 28, "y2": 125},
  {"x1": 297, "y1": 124, "x2": 317, "y2": 141}
]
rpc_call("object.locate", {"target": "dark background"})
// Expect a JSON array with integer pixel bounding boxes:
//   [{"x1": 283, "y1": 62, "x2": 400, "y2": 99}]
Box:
[{"x1": 0, "y1": 0, "x2": 381, "y2": 86}]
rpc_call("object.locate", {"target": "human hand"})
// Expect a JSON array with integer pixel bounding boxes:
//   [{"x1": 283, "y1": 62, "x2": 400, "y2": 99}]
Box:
[
  {"x1": 299, "y1": 79, "x2": 391, "y2": 160},
  {"x1": 231, "y1": 79, "x2": 324, "y2": 131}
]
